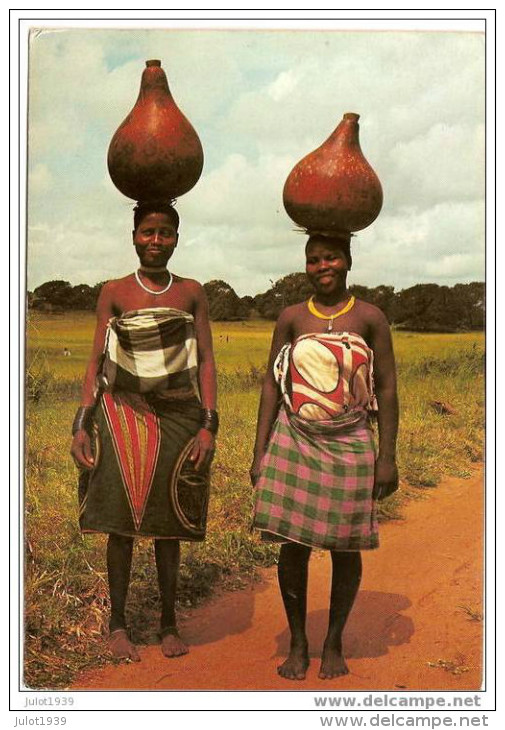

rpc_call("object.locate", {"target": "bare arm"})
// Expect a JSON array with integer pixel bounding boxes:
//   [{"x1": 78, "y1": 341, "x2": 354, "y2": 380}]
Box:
[
  {"x1": 250, "y1": 309, "x2": 293, "y2": 484},
  {"x1": 80, "y1": 285, "x2": 115, "y2": 405},
  {"x1": 193, "y1": 282, "x2": 217, "y2": 410},
  {"x1": 191, "y1": 283, "x2": 217, "y2": 471},
  {"x1": 368, "y1": 309, "x2": 399, "y2": 500},
  {"x1": 70, "y1": 283, "x2": 115, "y2": 468}
]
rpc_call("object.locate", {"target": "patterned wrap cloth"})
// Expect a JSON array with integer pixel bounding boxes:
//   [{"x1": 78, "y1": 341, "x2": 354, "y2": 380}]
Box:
[
  {"x1": 253, "y1": 331, "x2": 379, "y2": 551},
  {"x1": 98, "y1": 307, "x2": 200, "y2": 399},
  {"x1": 79, "y1": 307, "x2": 210, "y2": 540}
]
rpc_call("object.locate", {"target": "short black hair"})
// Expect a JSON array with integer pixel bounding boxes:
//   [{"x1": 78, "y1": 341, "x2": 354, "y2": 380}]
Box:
[
  {"x1": 305, "y1": 233, "x2": 352, "y2": 268},
  {"x1": 133, "y1": 201, "x2": 180, "y2": 232}
]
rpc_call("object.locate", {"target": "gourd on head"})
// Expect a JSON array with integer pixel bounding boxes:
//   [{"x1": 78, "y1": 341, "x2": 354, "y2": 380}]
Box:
[
  {"x1": 283, "y1": 113, "x2": 383, "y2": 235},
  {"x1": 108, "y1": 60, "x2": 204, "y2": 202}
]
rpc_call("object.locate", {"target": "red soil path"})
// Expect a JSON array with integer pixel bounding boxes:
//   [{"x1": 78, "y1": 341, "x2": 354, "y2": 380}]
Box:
[{"x1": 72, "y1": 467, "x2": 484, "y2": 691}]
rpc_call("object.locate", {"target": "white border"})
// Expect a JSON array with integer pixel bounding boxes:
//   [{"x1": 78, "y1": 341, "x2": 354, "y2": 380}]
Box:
[{"x1": 9, "y1": 7, "x2": 496, "y2": 720}]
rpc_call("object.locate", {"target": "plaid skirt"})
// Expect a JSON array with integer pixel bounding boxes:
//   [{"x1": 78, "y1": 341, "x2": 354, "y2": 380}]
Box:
[{"x1": 253, "y1": 407, "x2": 378, "y2": 551}]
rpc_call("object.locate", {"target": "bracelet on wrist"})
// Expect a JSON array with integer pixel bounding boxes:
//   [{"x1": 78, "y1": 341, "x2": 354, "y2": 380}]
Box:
[
  {"x1": 200, "y1": 408, "x2": 219, "y2": 435},
  {"x1": 72, "y1": 406, "x2": 95, "y2": 436}
]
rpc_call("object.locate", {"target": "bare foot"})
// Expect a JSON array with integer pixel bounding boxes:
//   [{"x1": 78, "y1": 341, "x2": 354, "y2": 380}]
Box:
[
  {"x1": 108, "y1": 629, "x2": 140, "y2": 662},
  {"x1": 277, "y1": 645, "x2": 310, "y2": 680},
  {"x1": 160, "y1": 627, "x2": 189, "y2": 658},
  {"x1": 318, "y1": 645, "x2": 349, "y2": 679}
]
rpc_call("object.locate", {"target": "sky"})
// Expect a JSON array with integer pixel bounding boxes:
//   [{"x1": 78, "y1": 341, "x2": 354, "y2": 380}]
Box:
[{"x1": 26, "y1": 23, "x2": 486, "y2": 297}]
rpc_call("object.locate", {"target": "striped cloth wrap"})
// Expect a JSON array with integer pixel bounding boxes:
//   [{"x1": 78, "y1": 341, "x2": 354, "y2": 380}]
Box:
[
  {"x1": 79, "y1": 307, "x2": 209, "y2": 540},
  {"x1": 253, "y1": 331, "x2": 379, "y2": 551},
  {"x1": 97, "y1": 307, "x2": 200, "y2": 400}
]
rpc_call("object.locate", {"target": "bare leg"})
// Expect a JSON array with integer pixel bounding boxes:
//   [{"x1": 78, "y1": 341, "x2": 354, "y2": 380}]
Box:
[
  {"x1": 106, "y1": 534, "x2": 140, "y2": 661},
  {"x1": 319, "y1": 551, "x2": 362, "y2": 679},
  {"x1": 277, "y1": 542, "x2": 311, "y2": 680},
  {"x1": 154, "y1": 539, "x2": 188, "y2": 657}
]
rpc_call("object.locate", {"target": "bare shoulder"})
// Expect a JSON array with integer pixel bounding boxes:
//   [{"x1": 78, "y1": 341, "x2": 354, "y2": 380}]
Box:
[
  {"x1": 174, "y1": 275, "x2": 204, "y2": 296},
  {"x1": 96, "y1": 275, "x2": 136, "y2": 315},
  {"x1": 353, "y1": 298, "x2": 393, "y2": 354},
  {"x1": 278, "y1": 301, "x2": 305, "y2": 327},
  {"x1": 101, "y1": 273, "x2": 135, "y2": 290},
  {"x1": 354, "y1": 297, "x2": 389, "y2": 327},
  {"x1": 174, "y1": 277, "x2": 208, "y2": 317},
  {"x1": 271, "y1": 302, "x2": 306, "y2": 344},
  {"x1": 98, "y1": 274, "x2": 134, "y2": 298}
]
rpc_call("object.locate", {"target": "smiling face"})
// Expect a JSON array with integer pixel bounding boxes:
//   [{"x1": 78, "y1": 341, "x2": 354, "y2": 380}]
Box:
[
  {"x1": 132, "y1": 212, "x2": 179, "y2": 268},
  {"x1": 305, "y1": 237, "x2": 351, "y2": 297}
]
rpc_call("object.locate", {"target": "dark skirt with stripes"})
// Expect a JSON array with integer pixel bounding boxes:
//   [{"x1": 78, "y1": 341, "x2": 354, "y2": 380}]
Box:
[{"x1": 78, "y1": 391, "x2": 210, "y2": 540}]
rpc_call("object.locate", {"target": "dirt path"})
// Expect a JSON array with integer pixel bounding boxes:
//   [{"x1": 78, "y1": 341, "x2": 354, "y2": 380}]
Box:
[{"x1": 72, "y1": 468, "x2": 484, "y2": 691}]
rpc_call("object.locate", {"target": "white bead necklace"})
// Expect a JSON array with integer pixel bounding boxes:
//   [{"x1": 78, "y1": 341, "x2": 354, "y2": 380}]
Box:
[{"x1": 135, "y1": 269, "x2": 173, "y2": 295}]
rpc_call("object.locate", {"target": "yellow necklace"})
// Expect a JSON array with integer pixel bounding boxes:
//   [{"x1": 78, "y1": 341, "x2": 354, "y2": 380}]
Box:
[{"x1": 307, "y1": 295, "x2": 355, "y2": 332}]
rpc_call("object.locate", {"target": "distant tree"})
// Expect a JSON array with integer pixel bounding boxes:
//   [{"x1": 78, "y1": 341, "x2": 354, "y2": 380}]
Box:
[
  {"x1": 276, "y1": 273, "x2": 313, "y2": 307},
  {"x1": 370, "y1": 285, "x2": 396, "y2": 322},
  {"x1": 33, "y1": 280, "x2": 73, "y2": 309},
  {"x1": 393, "y1": 283, "x2": 440, "y2": 330},
  {"x1": 29, "y1": 274, "x2": 485, "y2": 331},
  {"x1": 254, "y1": 272, "x2": 313, "y2": 319},
  {"x1": 348, "y1": 284, "x2": 396, "y2": 321},
  {"x1": 68, "y1": 284, "x2": 97, "y2": 310},
  {"x1": 239, "y1": 295, "x2": 254, "y2": 319},
  {"x1": 392, "y1": 283, "x2": 484, "y2": 332},
  {"x1": 203, "y1": 280, "x2": 246, "y2": 320},
  {"x1": 453, "y1": 282, "x2": 485, "y2": 329},
  {"x1": 30, "y1": 279, "x2": 108, "y2": 311}
]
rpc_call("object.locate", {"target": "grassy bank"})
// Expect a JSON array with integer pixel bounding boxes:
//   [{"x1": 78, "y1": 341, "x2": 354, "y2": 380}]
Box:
[{"x1": 24, "y1": 313, "x2": 484, "y2": 688}]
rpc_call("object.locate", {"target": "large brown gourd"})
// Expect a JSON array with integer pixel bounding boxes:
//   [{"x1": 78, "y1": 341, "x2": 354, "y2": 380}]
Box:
[
  {"x1": 283, "y1": 113, "x2": 383, "y2": 234},
  {"x1": 107, "y1": 60, "x2": 204, "y2": 201}
]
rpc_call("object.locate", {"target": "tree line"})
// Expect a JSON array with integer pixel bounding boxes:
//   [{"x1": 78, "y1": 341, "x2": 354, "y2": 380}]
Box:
[{"x1": 29, "y1": 276, "x2": 484, "y2": 332}]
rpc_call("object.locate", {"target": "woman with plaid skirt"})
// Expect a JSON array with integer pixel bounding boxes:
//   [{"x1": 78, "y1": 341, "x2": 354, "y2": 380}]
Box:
[{"x1": 251, "y1": 232, "x2": 399, "y2": 680}]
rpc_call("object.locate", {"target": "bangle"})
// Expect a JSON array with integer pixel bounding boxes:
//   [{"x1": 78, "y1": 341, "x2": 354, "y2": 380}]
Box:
[
  {"x1": 72, "y1": 406, "x2": 95, "y2": 436},
  {"x1": 200, "y1": 408, "x2": 219, "y2": 435}
]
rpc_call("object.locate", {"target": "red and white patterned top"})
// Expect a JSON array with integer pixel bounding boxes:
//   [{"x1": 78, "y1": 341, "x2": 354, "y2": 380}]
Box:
[{"x1": 274, "y1": 332, "x2": 377, "y2": 421}]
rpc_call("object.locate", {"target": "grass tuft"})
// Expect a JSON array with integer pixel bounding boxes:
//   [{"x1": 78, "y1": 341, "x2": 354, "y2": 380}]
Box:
[
  {"x1": 427, "y1": 657, "x2": 471, "y2": 675},
  {"x1": 458, "y1": 605, "x2": 484, "y2": 622}
]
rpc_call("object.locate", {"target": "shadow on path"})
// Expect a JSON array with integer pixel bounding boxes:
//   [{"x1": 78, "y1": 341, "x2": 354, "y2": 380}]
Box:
[
  {"x1": 180, "y1": 579, "x2": 272, "y2": 646},
  {"x1": 275, "y1": 590, "x2": 413, "y2": 659}
]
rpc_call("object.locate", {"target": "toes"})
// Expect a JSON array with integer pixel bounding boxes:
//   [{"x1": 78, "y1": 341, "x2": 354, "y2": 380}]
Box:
[
  {"x1": 163, "y1": 646, "x2": 189, "y2": 658},
  {"x1": 160, "y1": 634, "x2": 189, "y2": 658},
  {"x1": 108, "y1": 630, "x2": 140, "y2": 662},
  {"x1": 277, "y1": 661, "x2": 308, "y2": 680},
  {"x1": 318, "y1": 665, "x2": 349, "y2": 679},
  {"x1": 277, "y1": 665, "x2": 295, "y2": 680}
]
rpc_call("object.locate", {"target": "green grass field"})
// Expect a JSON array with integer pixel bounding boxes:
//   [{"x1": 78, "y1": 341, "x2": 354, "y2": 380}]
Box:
[{"x1": 24, "y1": 312, "x2": 485, "y2": 688}]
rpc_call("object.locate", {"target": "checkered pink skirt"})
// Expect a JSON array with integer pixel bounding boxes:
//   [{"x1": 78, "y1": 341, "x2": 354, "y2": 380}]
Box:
[{"x1": 253, "y1": 408, "x2": 378, "y2": 551}]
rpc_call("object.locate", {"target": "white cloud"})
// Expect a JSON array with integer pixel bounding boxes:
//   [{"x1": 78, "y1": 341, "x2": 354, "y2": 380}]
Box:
[
  {"x1": 267, "y1": 70, "x2": 298, "y2": 102},
  {"x1": 26, "y1": 28, "x2": 486, "y2": 296},
  {"x1": 424, "y1": 253, "x2": 483, "y2": 279},
  {"x1": 388, "y1": 123, "x2": 485, "y2": 209},
  {"x1": 351, "y1": 200, "x2": 485, "y2": 290},
  {"x1": 178, "y1": 152, "x2": 293, "y2": 230}
]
